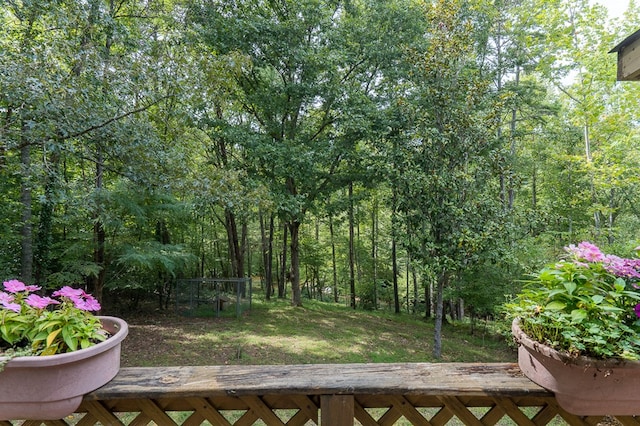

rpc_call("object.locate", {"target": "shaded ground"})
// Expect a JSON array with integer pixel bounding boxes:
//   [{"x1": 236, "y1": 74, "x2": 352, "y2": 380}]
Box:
[{"x1": 116, "y1": 298, "x2": 515, "y2": 367}]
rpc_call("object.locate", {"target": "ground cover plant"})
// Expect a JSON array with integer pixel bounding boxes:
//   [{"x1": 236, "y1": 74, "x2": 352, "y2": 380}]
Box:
[{"x1": 119, "y1": 297, "x2": 514, "y2": 367}]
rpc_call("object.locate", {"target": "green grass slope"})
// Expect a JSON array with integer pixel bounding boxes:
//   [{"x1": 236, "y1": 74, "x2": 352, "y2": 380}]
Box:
[{"x1": 120, "y1": 298, "x2": 515, "y2": 367}]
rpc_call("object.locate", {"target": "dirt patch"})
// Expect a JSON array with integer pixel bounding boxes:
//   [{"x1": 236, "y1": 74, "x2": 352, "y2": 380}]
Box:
[{"x1": 119, "y1": 311, "x2": 234, "y2": 366}]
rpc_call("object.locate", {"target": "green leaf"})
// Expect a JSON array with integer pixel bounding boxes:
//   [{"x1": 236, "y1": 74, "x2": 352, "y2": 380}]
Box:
[
  {"x1": 545, "y1": 301, "x2": 566, "y2": 311},
  {"x1": 564, "y1": 282, "x2": 577, "y2": 295},
  {"x1": 614, "y1": 278, "x2": 626, "y2": 292},
  {"x1": 548, "y1": 289, "x2": 567, "y2": 298},
  {"x1": 571, "y1": 309, "x2": 587, "y2": 323},
  {"x1": 62, "y1": 326, "x2": 77, "y2": 352},
  {"x1": 622, "y1": 291, "x2": 640, "y2": 300}
]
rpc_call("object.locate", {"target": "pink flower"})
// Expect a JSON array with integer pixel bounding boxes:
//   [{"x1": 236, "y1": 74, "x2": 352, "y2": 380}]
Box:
[
  {"x1": 635, "y1": 304, "x2": 640, "y2": 318},
  {"x1": 563, "y1": 242, "x2": 640, "y2": 279},
  {"x1": 25, "y1": 294, "x2": 59, "y2": 309},
  {"x1": 604, "y1": 256, "x2": 640, "y2": 279},
  {"x1": 3, "y1": 302, "x2": 21, "y2": 313},
  {"x1": 3, "y1": 280, "x2": 25, "y2": 293},
  {"x1": 3, "y1": 280, "x2": 41, "y2": 294},
  {"x1": 579, "y1": 242, "x2": 605, "y2": 261},
  {"x1": 565, "y1": 242, "x2": 606, "y2": 262},
  {"x1": 74, "y1": 294, "x2": 101, "y2": 311},
  {"x1": 53, "y1": 286, "x2": 101, "y2": 311},
  {"x1": 0, "y1": 292, "x2": 13, "y2": 304},
  {"x1": 52, "y1": 286, "x2": 84, "y2": 299},
  {"x1": 0, "y1": 292, "x2": 21, "y2": 313}
]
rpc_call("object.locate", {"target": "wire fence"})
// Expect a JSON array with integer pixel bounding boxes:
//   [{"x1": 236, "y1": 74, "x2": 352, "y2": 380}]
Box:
[{"x1": 175, "y1": 278, "x2": 252, "y2": 318}]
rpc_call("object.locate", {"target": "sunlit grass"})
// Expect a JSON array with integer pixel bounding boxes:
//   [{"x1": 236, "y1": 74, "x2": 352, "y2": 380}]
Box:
[{"x1": 120, "y1": 294, "x2": 515, "y2": 367}]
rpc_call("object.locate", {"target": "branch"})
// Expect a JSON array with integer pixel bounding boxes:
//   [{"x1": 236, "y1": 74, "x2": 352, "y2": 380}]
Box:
[
  {"x1": 341, "y1": 58, "x2": 367, "y2": 84},
  {"x1": 62, "y1": 96, "x2": 169, "y2": 141},
  {"x1": 551, "y1": 80, "x2": 581, "y2": 104}
]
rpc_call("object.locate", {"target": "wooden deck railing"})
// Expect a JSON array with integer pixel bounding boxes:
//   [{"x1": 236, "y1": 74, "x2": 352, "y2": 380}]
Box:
[{"x1": 2, "y1": 363, "x2": 637, "y2": 425}]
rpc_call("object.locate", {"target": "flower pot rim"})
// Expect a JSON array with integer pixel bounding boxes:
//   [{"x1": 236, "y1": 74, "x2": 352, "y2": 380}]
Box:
[
  {"x1": 511, "y1": 317, "x2": 640, "y2": 369},
  {"x1": 0, "y1": 316, "x2": 127, "y2": 367}
]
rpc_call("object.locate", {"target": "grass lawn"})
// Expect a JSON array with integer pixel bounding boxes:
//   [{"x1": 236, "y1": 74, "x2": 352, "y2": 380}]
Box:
[{"x1": 119, "y1": 294, "x2": 515, "y2": 367}]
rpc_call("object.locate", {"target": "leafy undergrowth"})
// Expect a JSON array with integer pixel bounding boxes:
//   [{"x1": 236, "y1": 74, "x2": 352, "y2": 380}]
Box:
[{"x1": 118, "y1": 297, "x2": 515, "y2": 367}]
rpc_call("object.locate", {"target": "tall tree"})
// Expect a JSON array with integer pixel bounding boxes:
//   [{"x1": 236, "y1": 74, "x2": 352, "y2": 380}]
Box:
[{"x1": 402, "y1": 0, "x2": 505, "y2": 357}]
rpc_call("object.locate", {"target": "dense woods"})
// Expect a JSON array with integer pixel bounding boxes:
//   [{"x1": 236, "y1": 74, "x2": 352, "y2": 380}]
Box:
[{"x1": 2, "y1": 0, "x2": 640, "y2": 356}]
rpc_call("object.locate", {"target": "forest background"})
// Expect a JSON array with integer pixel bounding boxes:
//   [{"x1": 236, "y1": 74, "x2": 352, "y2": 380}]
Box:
[{"x1": 2, "y1": 0, "x2": 640, "y2": 358}]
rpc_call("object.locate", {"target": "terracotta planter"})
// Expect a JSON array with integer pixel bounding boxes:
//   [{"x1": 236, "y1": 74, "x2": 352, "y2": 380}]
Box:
[
  {"x1": 0, "y1": 316, "x2": 128, "y2": 421},
  {"x1": 512, "y1": 318, "x2": 640, "y2": 415}
]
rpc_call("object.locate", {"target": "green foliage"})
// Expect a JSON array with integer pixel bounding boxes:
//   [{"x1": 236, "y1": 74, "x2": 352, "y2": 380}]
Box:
[
  {"x1": 458, "y1": 260, "x2": 520, "y2": 318},
  {"x1": 117, "y1": 242, "x2": 196, "y2": 279},
  {"x1": 504, "y1": 242, "x2": 640, "y2": 359},
  {"x1": 0, "y1": 281, "x2": 105, "y2": 356},
  {"x1": 28, "y1": 307, "x2": 105, "y2": 354},
  {"x1": 0, "y1": 0, "x2": 639, "y2": 359},
  {"x1": 357, "y1": 280, "x2": 396, "y2": 311},
  {"x1": 398, "y1": 0, "x2": 506, "y2": 272}
]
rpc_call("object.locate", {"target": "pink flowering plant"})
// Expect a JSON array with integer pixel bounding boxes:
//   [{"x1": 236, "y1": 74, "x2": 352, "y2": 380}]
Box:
[
  {"x1": 505, "y1": 242, "x2": 640, "y2": 360},
  {"x1": 0, "y1": 280, "x2": 106, "y2": 357}
]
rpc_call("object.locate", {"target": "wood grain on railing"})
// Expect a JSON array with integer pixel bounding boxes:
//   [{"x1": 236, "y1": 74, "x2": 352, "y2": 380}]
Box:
[{"x1": 1, "y1": 363, "x2": 636, "y2": 425}]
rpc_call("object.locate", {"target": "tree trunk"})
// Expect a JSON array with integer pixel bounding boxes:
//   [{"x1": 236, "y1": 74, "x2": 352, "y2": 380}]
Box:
[
  {"x1": 225, "y1": 210, "x2": 245, "y2": 278},
  {"x1": 155, "y1": 219, "x2": 171, "y2": 309},
  {"x1": 20, "y1": 139, "x2": 33, "y2": 283},
  {"x1": 268, "y1": 215, "x2": 274, "y2": 295},
  {"x1": 584, "y1": 122, "x2": 602, "y2": 236},
  {"x1": 371, "y1": 197, "x2": 378, "y2": 310},
  {"x1": 392, "y1": 238, "x2": 399, "y2": 314},
  {"x1": 608, "y1": 188, "x2": 615, "y2": 245},
  {"x1": 433, "y1": 271, "x2": 448, "y2": 358},
  {"x1": 92, "y1": 148, "x2": 106, "y2": 303},
  {"x1": 406, "y1": 253, "x2": 411, "y2": 313},
  {"x1": 260, "y1": 212, "x2": 267, "y2": 295},
  {"x1": 391, "y1": 190, "x2": 400, "y2": 314},
  {"x1": 412, "y1": 267, "x2": 418, "y2": 315},
  {"x1": 199, "y1": 221, "x2": 205, "y2": 277},
  {"x1": 424, "y1": 275, "x2": 432, "y2": 319},
  {"x1": 329, "y1": 215, "x2": 338, "y2": 303},
  {"x1": 260, "y1": 211, "x2": 274, "y2": 300},
  {"x1": 289, "y1": 220, "x2": 302, "y2": 307},
  {"x1": 507, "y1": 66, "x2": 520, "y2": 210},
  {"x1": 279, "y1": 222, "x2": 287, "y2": 298},
  {"x1": 348, "y1": 183, "x2": 356, "y2": 309},
  {"x1": 241, "y1": 221, "x2": 248, "y2": 296}
]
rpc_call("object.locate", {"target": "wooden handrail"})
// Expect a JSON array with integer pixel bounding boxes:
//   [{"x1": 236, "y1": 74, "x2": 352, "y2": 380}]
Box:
[
  {"x1": 85, "y1": 363, "x2": 545, "y2": 400},
  {"x1": 7, "y1": 363, "x2": 638, "y2": 425}
]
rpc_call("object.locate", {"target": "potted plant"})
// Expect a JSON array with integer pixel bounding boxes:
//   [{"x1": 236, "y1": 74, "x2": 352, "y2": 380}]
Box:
[
  {"x1": 505, "y1": 242, "x2": 640, "y2": 415},
  {"x1": 0, "y1": 280, "x2": 128, "y2": 420}
]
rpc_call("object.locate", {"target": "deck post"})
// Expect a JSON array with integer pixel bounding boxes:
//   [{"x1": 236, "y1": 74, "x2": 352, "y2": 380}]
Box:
[{"x1": 320, "y1": 394, "x2": 354, "y2": 426}]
